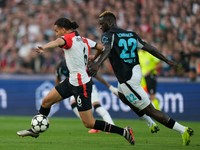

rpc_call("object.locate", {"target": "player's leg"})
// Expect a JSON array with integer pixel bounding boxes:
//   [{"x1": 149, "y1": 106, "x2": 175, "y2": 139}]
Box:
[
  {"x1": 89, "y1": 85, "x2": 114, "y2": 133},
  {"x1": 75, "y1": 80, "x2": 135, "y2": 145},
  {"x1": 142, "y1": 104, "x2": 193, "y2": 145},
  {"x1": 145, "y1": 75, "x2": 160, "y2": 110},
  {"x1": 70, "y1": 84, "x2": 115, "y2": 133},
  {"x1": 89, "y1": 101, "x2": 114, "y2": 133},
  {"x1": 79, "y1": 108, "x2": 135, "y2": 145},
  {"x1": 17, "y1": 78, "x2": 73, "y2": 137},
  {"x1": 91, "y1": 85, "x2": 114, "y2": 125},
  {"x1": 93, "y1": 102, "x2": 114, "y2": 125},
  {"x1": 69, "y1": 96, "x2": 80, "y2": 118},
  {"x1": 118, "y1": 66, "x2": 159, "y2": 133},
  {"x1": 123, "y1": 65, "x2": 193, "y2": 145},
  {"x1": 144, "y1": 72, "x2": 193, "y2": 145},
  {"x1": 39, "y1": 78, "x2": 74, "y2": 117},
  {"x1": 17, "y1": 87, "x2": 63, "y2": 137},
  {"x1": 69, "y1": 95, "x2": 100, "y2": 133},
  {"x1": 39, "y1": 87, "x2": 63, "y2": 115},
  {"x1": 118, "y1": 92, "x2": 159, "y2": 133}
]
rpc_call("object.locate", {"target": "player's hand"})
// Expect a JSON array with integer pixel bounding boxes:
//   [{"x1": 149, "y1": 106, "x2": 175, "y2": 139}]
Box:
[
  {"x1": 35, "y1": 46, "x2": 45, "y2": 54},
  {"x1": 88, "y1": 61, "x2": 99, "y2": 77},
  {"x1": 109, "y1": 85, "x2": 119, "y2": 97},
  {"x1": 88, "y1": 55, "x2": 95, "y2": 61},
  {"x1": 167, "y1": 60, "x2": 178, "y2": 68}
]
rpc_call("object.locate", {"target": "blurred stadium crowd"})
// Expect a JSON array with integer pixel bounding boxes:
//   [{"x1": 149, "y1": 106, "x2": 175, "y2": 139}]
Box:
[{"x1": 0, "y1": 0, "x2": 199, "y2": 80}]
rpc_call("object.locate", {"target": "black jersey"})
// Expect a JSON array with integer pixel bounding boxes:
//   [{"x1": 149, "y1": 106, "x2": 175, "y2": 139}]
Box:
[
  {"x1": 56, "y1": 59, "x2": 70, "y2": 78},
  {"x1": 101, "y1": 27, "x2": 146, "y2": 83}
]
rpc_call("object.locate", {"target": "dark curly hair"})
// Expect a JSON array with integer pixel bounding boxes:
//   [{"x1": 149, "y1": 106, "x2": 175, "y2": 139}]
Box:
[{"x1": 54, "y1": 18, "x2": 79, "y2": 30}]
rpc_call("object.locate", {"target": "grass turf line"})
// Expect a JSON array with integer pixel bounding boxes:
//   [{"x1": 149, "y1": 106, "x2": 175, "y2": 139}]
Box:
[{"x1": 0, "y1": 116, "x2": 199, "y2": 150}]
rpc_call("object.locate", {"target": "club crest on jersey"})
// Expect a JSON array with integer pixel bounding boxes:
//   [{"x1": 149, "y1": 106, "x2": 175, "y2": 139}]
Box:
[{"x1": 102, "y1": 36, "x2": 109, "y2": 44}]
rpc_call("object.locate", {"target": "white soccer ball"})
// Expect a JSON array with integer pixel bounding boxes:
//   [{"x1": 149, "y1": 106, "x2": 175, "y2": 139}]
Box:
[{"x1": 31, "y1": 114, "x2": 49, "y2": 133}]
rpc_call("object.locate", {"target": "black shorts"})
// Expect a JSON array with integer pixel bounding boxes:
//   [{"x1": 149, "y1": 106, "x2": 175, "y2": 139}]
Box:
[
  {"x1": 55, "y1": 78, "x2": 93, "y2": 111},
  {"x1": 145, "y1": 74, "x2": 157, "y2": 94}
]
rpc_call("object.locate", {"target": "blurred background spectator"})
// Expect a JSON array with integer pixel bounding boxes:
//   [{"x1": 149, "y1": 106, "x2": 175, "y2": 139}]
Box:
[{"x1": 0, "y1": 0, "x2": 199, "y2": 81}]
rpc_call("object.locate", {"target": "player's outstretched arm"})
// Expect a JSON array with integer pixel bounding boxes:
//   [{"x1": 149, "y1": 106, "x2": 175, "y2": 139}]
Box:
[
  {"x1": 35, "y1": 38, "x2": 65, "y2": 54},
  {"x1": 95, "y1": 73, "x2": 119, "y2": 96},
  {"x1": 95, "y1": 73, "x2": 110, "y2": 88},
  {"x1": 142, "y1": 43, "x2": 177, "y2": 67}
]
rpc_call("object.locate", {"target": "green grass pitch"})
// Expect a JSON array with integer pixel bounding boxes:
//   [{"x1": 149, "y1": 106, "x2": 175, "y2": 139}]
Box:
[{"x1": 0, "y1": 116, "x2": 199, "y2": 150}]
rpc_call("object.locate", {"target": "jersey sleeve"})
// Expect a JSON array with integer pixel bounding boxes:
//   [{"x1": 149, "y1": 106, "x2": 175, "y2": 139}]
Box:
[
  {"x1": 59, "y1": 35, "x2": 72, "y2": 49},
  {"x1": 58, "y1": 36, "x2": 67, "y2": 48},
  {"x1": 86, "y1": 38, "x2": 97, "y2": 48},
  {"x1": 101, "y1": 32, "x2": 114, "y2": 48},
  {"x1": 135, "y1": 33, "x2": 146, "y2": 49}
]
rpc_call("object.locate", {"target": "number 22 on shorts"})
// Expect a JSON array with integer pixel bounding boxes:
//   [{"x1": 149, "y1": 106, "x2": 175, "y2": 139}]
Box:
[{"x1": 126, "y1": 93, "x2": 138, "y2": 104}]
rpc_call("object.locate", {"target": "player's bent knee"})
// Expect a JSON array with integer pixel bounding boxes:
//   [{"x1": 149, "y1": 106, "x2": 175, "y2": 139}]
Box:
[
  {"x1": 81, "y1": 117, "x2": 95, "y2": 128},
  {"x1": 82, "y1": 120, "x2": 94, "y2": 128}
]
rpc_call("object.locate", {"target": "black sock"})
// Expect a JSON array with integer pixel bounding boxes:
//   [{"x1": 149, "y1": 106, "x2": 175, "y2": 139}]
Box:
[
  {"x1": 93, "y1": 104, "x2": 101, "y2": 110},
  {"x1": 71, "y1": 102, "x2": 77, "y2": 109},
  {"x1": 39, "y1": 106, "x2": 50, "y2": 116},
  {"x1": 166, "y1": 118, "x2": 175, "y2": 129},
  {"x1": 93, "y1": 120, "x2": 124, "y2": 136}
]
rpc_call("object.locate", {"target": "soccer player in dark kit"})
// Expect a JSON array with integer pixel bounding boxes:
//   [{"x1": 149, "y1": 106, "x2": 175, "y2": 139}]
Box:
[{"x1": 88, "y1": 11, "x2": 193, "y2": 146}]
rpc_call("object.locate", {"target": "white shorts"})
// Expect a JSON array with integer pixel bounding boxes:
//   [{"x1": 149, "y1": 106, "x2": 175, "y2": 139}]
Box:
[
  {"x1": 118, "y1": 65, "x2": 150, "y2": 110},
  {"x1": 69, "y1": 84, "x2": 99, "y2": 104}
]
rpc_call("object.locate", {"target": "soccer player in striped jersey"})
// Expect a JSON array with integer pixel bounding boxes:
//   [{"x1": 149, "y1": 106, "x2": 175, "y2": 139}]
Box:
[
  {"x1": 55, "y1": 58, "x2": 116, "y2": 133},
  {"x1": 17, "y1": 17, "x2": 135, "y2": 145}
]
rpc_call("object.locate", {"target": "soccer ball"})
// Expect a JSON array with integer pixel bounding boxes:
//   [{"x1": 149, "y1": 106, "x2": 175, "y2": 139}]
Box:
[{"x1": 31, "y1": 114, "x2": 49, "y2": 133}]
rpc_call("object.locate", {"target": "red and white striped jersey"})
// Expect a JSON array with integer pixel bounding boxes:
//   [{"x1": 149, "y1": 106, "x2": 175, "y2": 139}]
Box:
[{"x1": 60, "y1": 31, "x2": 93, "y2": 86}]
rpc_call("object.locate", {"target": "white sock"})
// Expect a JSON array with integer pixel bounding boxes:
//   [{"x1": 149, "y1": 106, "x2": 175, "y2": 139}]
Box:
[
  {"x1": 172, "y1": 122, "x2": 186, "y2": 134},
  {"x1": 95, "y1": 107, "x2": 115, "y2": 125},
  {"x1": 123, "y1": 129, "x2": 126, "y2": 137},
  {"x1": 141, "y1": 114, "x2": 156, "y2": 127},
  {"x1": 72, "y1": 107, "x2": 80, "y2": 118}
]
